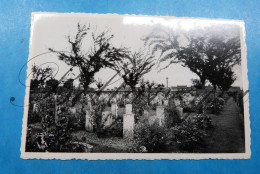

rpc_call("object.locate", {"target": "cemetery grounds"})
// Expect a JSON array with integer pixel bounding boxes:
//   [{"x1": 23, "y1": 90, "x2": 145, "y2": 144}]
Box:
[{"x1": 25, "y1": 87, "x2": 245, "y2": 153}]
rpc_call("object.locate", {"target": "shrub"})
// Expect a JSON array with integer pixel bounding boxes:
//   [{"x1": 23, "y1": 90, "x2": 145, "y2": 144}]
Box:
[
  {"x1": 96, "y1": 117, "x2": 123, "y2": 138},
  {"x1": 206, "y1": 97, "x2": 225, "y2": 114},
  {"x1": 28, "y1": 111, "x2": 42, "y2": 124},
  {"x1": 170, "y1": 114, "x2": 213, "y2": 151},
  {"x1": 165, "y1": 107, "x2": 181, "y2": 127},
  {"x1": 183, "y1": 107, "x2": 194, "y2": 113},
  {"x1": 26, "y1": 122, "x2": 76, "y2": 152},
  {"x1": 26, "y1": 95, "x2": 80, "y2": 152},
  {"x1": 134, "y1": 119, "x2": 170, "y2": 152}
]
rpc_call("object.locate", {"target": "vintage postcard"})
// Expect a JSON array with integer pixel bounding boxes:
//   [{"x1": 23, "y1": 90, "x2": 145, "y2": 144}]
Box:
[{"x1": 20, "y1": 13, "x2": 250, "y2": 160}]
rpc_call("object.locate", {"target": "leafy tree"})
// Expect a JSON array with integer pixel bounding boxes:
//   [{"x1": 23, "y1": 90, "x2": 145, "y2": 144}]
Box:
[
  {"x1": 113, "y1": 50, "x2": 155, "y2": 91},
  {"x1": 46, "y1": 78, "x2": 59, "y2": 92},
  {"x1": 207, "y1": 67, "x2": 236, "y2": 91},
  {"x1": 191, "y1": 78, "x2": 204, "y2": 89},
  {"x1": 30, "y1": 64, "x2": 54, "y2": 89},
  {"x1": 174, "y1": 37, "x2": 211, "y2": 88},
  {"x1": 203, "y1": 36, "x2": 240, "y2": 91},
  {"x1": 63, "y1": 78, "x2": 74, "y2": 90},
  {"x1": 143, "y1": 26, "x2": 241, "y2": 90},
  {"x1": 49, "y1": 24, "x2": 127, "y2": 90}
]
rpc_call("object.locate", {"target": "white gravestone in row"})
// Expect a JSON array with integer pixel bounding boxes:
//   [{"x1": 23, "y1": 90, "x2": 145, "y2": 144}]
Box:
[
  {"x1": 111, "y1": 103, "x2": 118, "y2": 118},
  {"x1": 85, "y1": 110, "x2": 93, "y2": 132},
  {"x1": 156, "y1": 106, "x2": 165, "y2": 126},
  {"x1": 69, "y1": 107, "x2": 76, "y2": 115},
  {"x1": 157, "y1": 92, "x2": 164, "y2": 106},
  {"x1": 125, "y1": 104, "x2": 132, "y2": 114},
  {"x1": 101, "y1": 111, "x2": 113, "y2": 128},
  {"x1": 143, "y1": 110, "x2": 149, "y2": 118},
  {"x1": 148, "y1": 116, "x2": 157, "y2": 126},
  {"x1": 176, "y1": 106, "x2": 183, "y2": 119},
  {"x1": 164, "y1": 99, "x2": 169, "y2": 106},
  {"x1": 33, "y1": 103, "x2": 39, "y2": 113},
  {"x1": 123, "y1": 104, "x2": 135, "y2": 139},
  {"x1": 174, "y1": 98, "x2": 181, "y2": 107}
]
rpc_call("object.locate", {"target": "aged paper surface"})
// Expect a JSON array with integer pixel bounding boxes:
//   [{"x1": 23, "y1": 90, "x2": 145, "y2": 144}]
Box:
[{"x1": 20, "y1": 13, "x2": 250, "y2": 160}]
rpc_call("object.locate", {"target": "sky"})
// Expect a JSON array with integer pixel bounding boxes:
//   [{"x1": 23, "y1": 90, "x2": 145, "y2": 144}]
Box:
[{"x1": 27, "y1": 13, "x2": 244, "y2": 89}]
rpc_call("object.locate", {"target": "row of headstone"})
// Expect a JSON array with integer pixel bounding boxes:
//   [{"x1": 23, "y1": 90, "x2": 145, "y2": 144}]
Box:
[
  {"x1": 145, "y1": 106, "x2": 166, "y2": 127},
  {"x1": 84, "y1": 103, "x2": 119, "y2": 132},
  {"x1": 84, "y1": 103, "x2": 183, "y2": 138},
  {"x1": 82, "y1": 93, "x2": 184, "y2": 138}
]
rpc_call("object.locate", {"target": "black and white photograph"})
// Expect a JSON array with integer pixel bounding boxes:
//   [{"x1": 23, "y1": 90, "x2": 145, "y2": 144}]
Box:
[{"x1": 20, "y1": 13, "x2": 250, "y2": 160}]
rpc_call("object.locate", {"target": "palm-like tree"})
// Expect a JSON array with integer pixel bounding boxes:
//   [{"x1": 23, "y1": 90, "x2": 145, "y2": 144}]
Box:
[{"x1": 143, "y1": 26, "x2": 241, "y2": 91}]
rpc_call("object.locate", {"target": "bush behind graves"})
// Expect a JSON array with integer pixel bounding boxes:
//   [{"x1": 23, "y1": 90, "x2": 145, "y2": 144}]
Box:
[
  {"x1": 206, "y1": 97, "x2": 225, "y2": 114},
  {"x1": 133, "y1": 113, "x2": 213, "y2": 153},
  {"x1": 96, "y1": 117, "x2": 123, "y2": 138},
  {"x1": 134, "y1": 119, "x2": 171, "y2": 153},
  {"x1": 170, "y1": 114, "x2": 213, "y2": 151},
  {"x1": 165, "y1": 106, "x2": 181, "y2": 127}
]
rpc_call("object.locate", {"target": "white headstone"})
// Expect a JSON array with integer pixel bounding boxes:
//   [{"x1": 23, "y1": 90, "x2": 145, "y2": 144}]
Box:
[
  {"x1": 123, "y1": 113, "x2": 135, "y2": 139},
  {"x1": 123, "y1": 103, "x2": 134, "y2": 139},
  {"x1": 33, "y1": 103, "x2": 38, "y2": 113},
  {"x1": 125, "y1": 104, "x2": 132, "y2": 114},
  {"x1": 164, "y1": 99, "x2": 169, "y2": 106},
  {"x1": 157, "y1": 92, "x2": 164, "y2": 106},
  {"x1": 156, "y1": 106, "x2": 165, "y2": 126},
  {"x1": 111, "y1": 103, "x2": 118, "y2": 118},
  {"x1": 174, "y1": 98, "x2": 181, "y2": 107},
  {"x1": 143, "y1": 110, "x2": 149, "y2": 118},
  {"x1": 85, "y1": 110, "x2": 93, "y2": 132},
  {"x1": 148, "y1": 115, "x2": 157, "y2": 126},
  {"x1": 176, "y1": 106, "x2": 183, "y2": 119},
  {"x1": 69, "y1": 107, "x2": 76, "y2": 115}
]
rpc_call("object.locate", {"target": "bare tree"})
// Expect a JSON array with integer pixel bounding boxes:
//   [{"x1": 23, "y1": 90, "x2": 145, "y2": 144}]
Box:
[
  {"x1": 113, "y1": 50, "x2": 155, "y2": 91},
  {"x1": 49, "y1": 24, "x2": 128, "y2": 90}
]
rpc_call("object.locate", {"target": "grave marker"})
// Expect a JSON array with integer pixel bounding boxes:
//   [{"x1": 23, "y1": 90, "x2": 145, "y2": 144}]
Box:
[
  {"x1": 143, "y1": 110, "x2": 149, "y2": 118},
  {"x1": 85, "y1": 110, "x2": 93, "y2": 132},
  {"x1": 123, "y1": 104, "x2": 134, "y2": 139},
  {"x1": 156, "y1": 106, "x2": 165, "y2": 126},
  {"x1": 176, "y1": 106, "x2": 184, "y2": 119},
  {"x1": 164, "y1": 99, "x2": 169, "y2": 106},
  {"x1": 111, "y1": 103, "x2": 118, "y2": 118},
  {"x1": 33, "y1": 103, "x2": 39, "y2": 113}
]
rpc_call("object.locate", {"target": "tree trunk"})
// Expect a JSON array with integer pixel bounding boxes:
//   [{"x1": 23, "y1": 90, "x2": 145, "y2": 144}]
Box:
[{"x1": 201, "y1": 77, "x2": 206, "y2": 89}]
